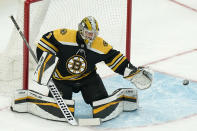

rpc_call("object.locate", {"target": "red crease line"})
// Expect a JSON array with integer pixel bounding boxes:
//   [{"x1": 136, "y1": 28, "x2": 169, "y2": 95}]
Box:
[
  {"x1": 170, "y1": 0, "x2": 197, "y2": 13},
  {"x1": 142, "y1": 48, "x2": 197, "y2": 66}
]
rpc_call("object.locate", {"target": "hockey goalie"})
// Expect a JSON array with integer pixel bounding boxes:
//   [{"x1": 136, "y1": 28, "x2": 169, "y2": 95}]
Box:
[{"x1": 11, "y1": 16, "x2": 153, "y2": 124}]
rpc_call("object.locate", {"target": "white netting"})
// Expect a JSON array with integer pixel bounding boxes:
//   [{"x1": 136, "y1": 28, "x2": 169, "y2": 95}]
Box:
[
  {"x1": 0, "y1": 0, "x2": 128, "y2": 95},
  {"x1": 0, "y1": 0, "x2": 50, "y2": 95}
]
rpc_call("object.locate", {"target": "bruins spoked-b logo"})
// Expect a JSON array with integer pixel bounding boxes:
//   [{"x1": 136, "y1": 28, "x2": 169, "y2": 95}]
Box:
[{"x1": 66, "y1": 55, "x2": 87, "y2": 74}]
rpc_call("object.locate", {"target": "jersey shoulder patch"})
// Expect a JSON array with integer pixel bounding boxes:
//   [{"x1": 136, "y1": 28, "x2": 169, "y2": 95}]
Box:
[
  {"x1": 53, "y1": 29, "x2": 77, "y2": 44},
  {"x1": 91, "y1": 37, "x2": 112, "y2": 54}
]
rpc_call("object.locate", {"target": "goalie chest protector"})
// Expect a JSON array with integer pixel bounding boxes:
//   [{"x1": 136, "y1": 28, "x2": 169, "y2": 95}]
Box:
[{"x1": 37, "y1": 29, "x2": 117, "y2": 81}]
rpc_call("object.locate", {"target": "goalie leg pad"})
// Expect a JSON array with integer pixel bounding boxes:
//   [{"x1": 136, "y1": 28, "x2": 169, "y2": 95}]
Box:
[
  {"x1": 92, "y1": 88, "x2": 138, "y2": 122},
  {"x1": 11, "y1": 89, "x2": 75, "y2": 122},
  {"x1": 122, "y1": 88, "x2": 138, "y2": 111}
]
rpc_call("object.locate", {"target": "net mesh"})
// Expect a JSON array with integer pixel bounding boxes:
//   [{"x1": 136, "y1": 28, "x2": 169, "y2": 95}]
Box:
[{"x1": 0, "y1": 0, "x2": 128, "y2": 95}]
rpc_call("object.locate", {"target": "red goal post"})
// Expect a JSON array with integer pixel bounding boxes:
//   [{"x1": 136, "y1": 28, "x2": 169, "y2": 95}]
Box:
[
  {"x1": 5, "y1": 0, "x2": 132, "y2": 92},
  {"x1": 23, "y1": 0, "x2": 44, "y2": 90}
]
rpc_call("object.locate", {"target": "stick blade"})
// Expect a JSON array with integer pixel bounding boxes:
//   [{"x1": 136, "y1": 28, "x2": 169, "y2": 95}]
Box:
[{"x1": 78, "y1": 118, "x2": 101, "y2": 126}]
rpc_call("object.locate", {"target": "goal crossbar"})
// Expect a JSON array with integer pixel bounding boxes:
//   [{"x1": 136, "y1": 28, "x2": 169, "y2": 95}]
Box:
[{"x1": 22, "y1": 0, "x2": 132, "y2": 90}]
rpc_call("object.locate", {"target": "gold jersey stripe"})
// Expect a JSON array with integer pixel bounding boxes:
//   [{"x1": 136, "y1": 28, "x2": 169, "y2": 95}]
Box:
[
  {"x1": 106, "y1": 53, "x2": 122, "y2": 66},
  {"x1": 53, "y1": 72, "x2": 90, "y2": 81},
  {"x1": 37, "y1": 44, "x2": 48, "y2": 52},
  {"x1": 112, "y1": 57, "x2": 127, "y2": 71},
  {"x1": 41, "y1": 38, "x2": 59, "y2": 52},
  {"x1": 55, "y1": 69, "x2": 79, "y2": 79},
  {"x1": 53, "y1": 69, "x2": 91, "y2": 81}
]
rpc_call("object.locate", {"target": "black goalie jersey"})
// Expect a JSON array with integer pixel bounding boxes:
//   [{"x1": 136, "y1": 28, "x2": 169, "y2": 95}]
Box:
[{"x1": 36, "y1": 29, "x2": 130, "y2": 83}]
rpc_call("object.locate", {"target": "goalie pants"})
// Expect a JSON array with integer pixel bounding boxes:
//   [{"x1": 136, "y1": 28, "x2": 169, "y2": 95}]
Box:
[{"x1": 48, "y1": 72, "x2": 108, "y2": 106}]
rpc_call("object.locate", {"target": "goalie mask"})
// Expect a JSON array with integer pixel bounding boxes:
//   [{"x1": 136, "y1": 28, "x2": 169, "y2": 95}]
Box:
[{"x1": 78, "y1": 16, "x2": 99, "y2": 47}]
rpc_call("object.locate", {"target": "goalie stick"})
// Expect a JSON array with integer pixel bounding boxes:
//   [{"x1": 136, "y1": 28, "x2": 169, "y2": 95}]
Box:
[{"x1": 10, "y1": 15, "x2": 78, "y2": 126}]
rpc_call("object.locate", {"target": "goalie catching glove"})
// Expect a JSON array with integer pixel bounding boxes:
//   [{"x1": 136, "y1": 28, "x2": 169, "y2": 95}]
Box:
[{"x1": 124, "y1": 65, "x2": 153, "y2": 90}]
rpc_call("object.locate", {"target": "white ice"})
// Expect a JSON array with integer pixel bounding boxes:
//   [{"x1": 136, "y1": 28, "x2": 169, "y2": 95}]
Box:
[{"x1": 0, "y1": 0, "x2": 197, "y2": 131}]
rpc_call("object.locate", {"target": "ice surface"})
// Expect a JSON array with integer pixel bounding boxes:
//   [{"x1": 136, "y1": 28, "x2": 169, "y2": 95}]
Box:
[{"x1": 1, "y1": 0, "x2": 197, "y2": 131}]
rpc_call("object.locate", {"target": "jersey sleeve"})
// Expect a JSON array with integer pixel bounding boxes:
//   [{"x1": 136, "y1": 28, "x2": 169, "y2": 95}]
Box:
[
  {"x1": 103, "y1": 49, "x2": 128, "y2": 75},
  {"x1": 103, "y1": 47, "x2": 137, "y2": 76},
  {"x1": 92, "y1": 38, "x2": 130, "y2": 75},
  {"x1": 36, "y1": 31, "x2": 59, "y2": 61}
]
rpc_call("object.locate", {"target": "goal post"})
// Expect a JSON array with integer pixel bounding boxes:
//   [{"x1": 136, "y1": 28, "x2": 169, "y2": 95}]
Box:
[
  {"x1": 0, "y1": 0, "x2": 132, "y2": 93},
  {"x1": 126, "y1": 0, "x2": 132, "y2": 60},
  {"x1": 23, "y1": 0, "x2": 47, "y2": 90}
]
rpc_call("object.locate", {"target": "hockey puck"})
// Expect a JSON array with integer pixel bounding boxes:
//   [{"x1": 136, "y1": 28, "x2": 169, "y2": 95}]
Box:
[{"x1": 183, "y1": 80, "x2": 189, "y2": 85}]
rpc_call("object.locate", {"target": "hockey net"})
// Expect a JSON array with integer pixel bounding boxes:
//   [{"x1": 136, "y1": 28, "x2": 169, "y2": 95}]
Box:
[{"x1": 0, "y1": 0, "x2": 131, "y2": 95}]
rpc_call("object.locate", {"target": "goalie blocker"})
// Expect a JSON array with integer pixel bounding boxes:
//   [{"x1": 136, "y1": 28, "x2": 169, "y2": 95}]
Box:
[
  {"x1": 33, "y1": 51, "x2": 58, "y2": 85},
  {"x1": 11, "y1": 88, "x2": 138, "y2": 123}
]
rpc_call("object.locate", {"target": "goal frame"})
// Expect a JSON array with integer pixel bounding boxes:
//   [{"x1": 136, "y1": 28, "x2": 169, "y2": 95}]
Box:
[{"x1": 23, "y1": 0, "x2": 132, "y2": 90}]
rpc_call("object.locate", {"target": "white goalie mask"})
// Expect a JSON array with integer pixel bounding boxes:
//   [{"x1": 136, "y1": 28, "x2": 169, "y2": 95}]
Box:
[{"x1": 78, "y1": 16, "x2": 99, "y2": 46}]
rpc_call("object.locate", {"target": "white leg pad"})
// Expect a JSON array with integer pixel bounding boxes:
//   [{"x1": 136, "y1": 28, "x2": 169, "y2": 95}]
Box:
[
  {"x1": 93, "y1": 88, "x2": 138, "y2": 122},
  {"x1": 11, "y1": 90, "x2": 28, "y2": 112},
  {"x1": 11, "y1": 89, "x2": 74, "y2": 122},
  {"x1": 123, "y1": 88, "x2": 138, "y2": 111}
]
